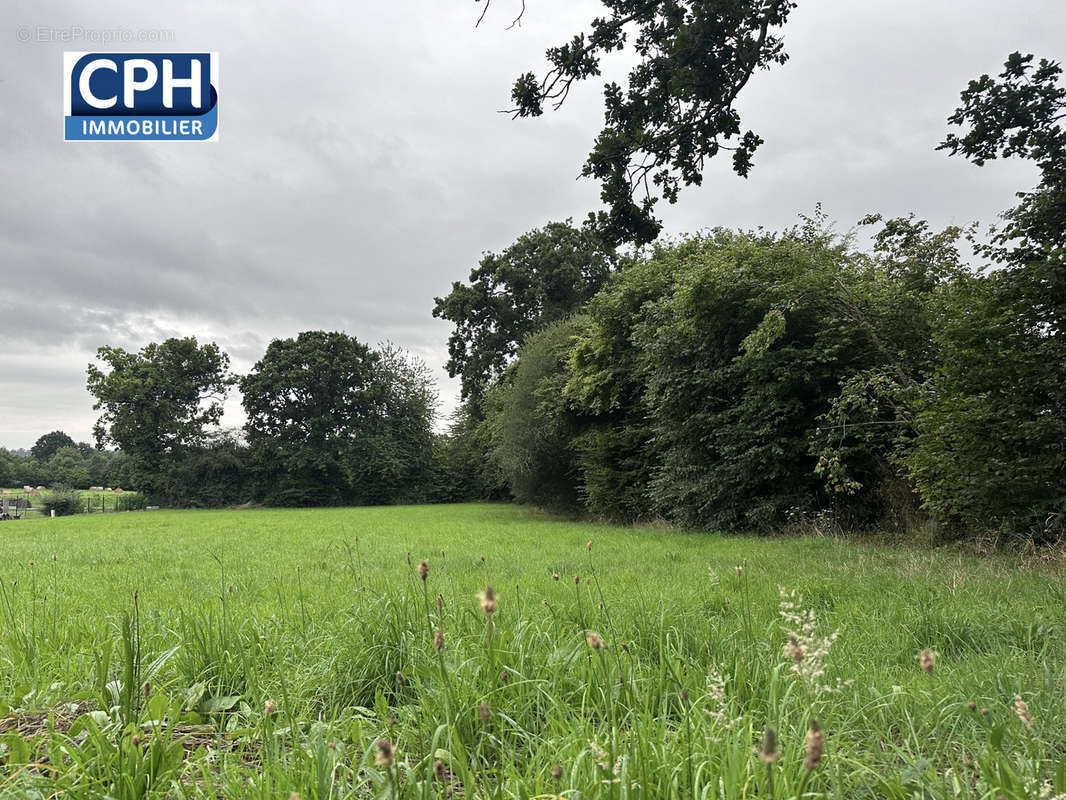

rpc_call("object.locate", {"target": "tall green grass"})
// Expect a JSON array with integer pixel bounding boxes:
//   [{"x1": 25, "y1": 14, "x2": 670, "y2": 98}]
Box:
[{"x1": 0, "y1": 504, "x2": 1063, "y2": 798}]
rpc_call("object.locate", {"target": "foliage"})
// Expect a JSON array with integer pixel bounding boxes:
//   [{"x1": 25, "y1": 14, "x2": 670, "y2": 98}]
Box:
[
  {"x1": 38, "y1": 486, "x2": 83, "y2": 516},
  {"x1": 158, "y1": 430, "x2": 254, "y2": 508},
  {"x1": 0, "y1": 449, "x2": 47, "y2": 488},
  {"x1": 428, "y1": 402, "x2": 511, "y2": 503},
  {"x1": 491, "y1": 317, "x2": 588, "y2": 512},
  {"x1": 564, "y1": 237, "x2": 696, "y2": 521},
  {"x1": 241, "y1": 332, "x2": 438, "y2": 506},
  {"x1": 30, "y1": 430, "x2": 76, "y2": 462},
  {"x1": 3, "y1": 504, "x2": 1066, "y2": 796},
  {"x1": 86, "y1": 338, "x2": 235, "y2": 496},
  {"x1": 48, "y1": 446, "x2": 90, "y2": 489},
  {"x1": 555, "y1": 221, "x2": 946, "y2": 529},
  {"x1": 432, "y1": 220, "x2": 615, "y2": 401},
  {"x1": 503, "y1": 1, "x2": 795, "y2": 246},
  {"x1": 905, "y1": 53, "x2": 1066, "y2": 539},
  {"x1": 347, "y1": 344, "x2": 438, "y2": 506}
]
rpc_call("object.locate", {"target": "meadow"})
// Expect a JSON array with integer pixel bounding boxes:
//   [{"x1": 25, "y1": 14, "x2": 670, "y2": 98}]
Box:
[{"x1": 0, "y1": 503, "x2": 1064, "y2": 799}]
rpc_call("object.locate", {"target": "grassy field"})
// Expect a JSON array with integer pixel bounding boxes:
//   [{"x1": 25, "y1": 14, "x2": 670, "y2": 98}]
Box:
[{"x1": 0, "y1": 504, "x2": 1064, "y2": 798}]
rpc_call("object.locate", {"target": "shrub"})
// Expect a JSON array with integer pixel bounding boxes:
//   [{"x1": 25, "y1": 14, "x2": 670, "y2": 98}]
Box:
[
  {"x1": 41, "y1": 487, "x2": 83, "y2": 517},
  {"x1": 492, "y1": 317, "x2": 588, "y2": 512}
]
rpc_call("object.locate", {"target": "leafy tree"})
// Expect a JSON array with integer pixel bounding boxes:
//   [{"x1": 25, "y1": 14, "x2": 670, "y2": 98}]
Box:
[
  {"x1": 429, "y1": 402, "x2": 511, "y2": 503},
  {"x1": 86, "y1": 338, "x2": 235, "y2": 496},
  {"x1": 48, "y1": 446, "x2": 91, "y2": 489},
  {"x1": 565, "y1": 221, "x2": 942, "y2": 529},
  {"x1": 564, "y1": 238, "x2": 696, "y2": 521},
  {"x1": 492, "y1": 317, "x2": 588, "y2": 512},
  {"x1": 433, "y1": 220, "x2": 615, "y2": 401},
  {"x1": 487, "y1": 1, "x2": 795, "y2": 246},
  {"x1": 5, "y1": 452, "x2": 47, "y2": 488},
  {"x1": 86, "y1": 449, "x2": 130, "y2": 489},
  {"x1": 809, "y1": 215, "x2": 964, "y2": 517},
  {"x1": 0, "y1": 449, "x2": 16, "y2": 488},
  {"x1": 31, "y1": 431, "x2": 76, "y2": 462},
  {"x1": 160, "y1": 430, "x2": 253, "y2": 508},
  {"x1": 241, "y1": 332, "x2": 438, "y2": 506},
  {"x1": 906, "y1": 53, "x2": 1066, "y2": 538},
  {"x1": 348, "y1": 344, "x2": 439, "y2": 505}
]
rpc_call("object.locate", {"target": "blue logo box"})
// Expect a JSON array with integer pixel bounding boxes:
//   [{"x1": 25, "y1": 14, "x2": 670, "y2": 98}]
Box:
[{"x1": 64, "y1": 52, "x2": 219, "y2": 141}]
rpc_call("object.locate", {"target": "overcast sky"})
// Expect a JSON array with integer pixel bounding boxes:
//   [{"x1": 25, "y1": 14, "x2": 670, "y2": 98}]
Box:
[{"x1": 1, "y1": 1, "x2": 1063, "y2": 449}]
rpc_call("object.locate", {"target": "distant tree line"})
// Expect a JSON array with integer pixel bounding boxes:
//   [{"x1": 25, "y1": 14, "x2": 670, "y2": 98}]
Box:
[
  {"x1": 77, "y1": 331, "x2": 445, "y2": 509},
  {"x1": 0, "y1": 433, "x2": 131, "y2": 491},
  {"x1": 433, "y1": 53, "x2": 1066, "y2": 543}
]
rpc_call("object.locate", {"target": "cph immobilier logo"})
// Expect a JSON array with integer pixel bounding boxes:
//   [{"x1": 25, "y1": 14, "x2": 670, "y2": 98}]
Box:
[{"x1": 63, "y1": 52, "x2": 219, "y2": 141}]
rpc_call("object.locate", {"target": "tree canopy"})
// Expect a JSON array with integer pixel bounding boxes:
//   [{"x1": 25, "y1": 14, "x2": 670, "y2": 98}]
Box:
[
  {"x1": 490, "y1": 0, "x2": 796, "y2": 246},
  {"x1": 240, "y1": 332, "x2": 437, "y2": 506},
  {"x1": 31, "y1": 430, "x2": 76, "y2": 462},
  {"x1": 433, "y1": 219, "x2": 616, "y2": 401},
  {"x1": 86, "y1": 337, "x2": 235, "y2": 495}
]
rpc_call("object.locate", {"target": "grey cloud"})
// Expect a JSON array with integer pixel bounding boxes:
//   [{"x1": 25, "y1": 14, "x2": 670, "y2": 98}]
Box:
[{"x1": 1, "y1": 0, "x2": 1063, "y2": 447}]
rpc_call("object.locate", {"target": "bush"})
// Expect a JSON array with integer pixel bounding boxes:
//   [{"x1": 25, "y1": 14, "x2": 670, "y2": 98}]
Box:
[
  {"x1": 492, "y1": 317, "x2": 588, "y2": 512},
  {"x1": 41, "y1": 487, "x2": 83, "y2": 517}
]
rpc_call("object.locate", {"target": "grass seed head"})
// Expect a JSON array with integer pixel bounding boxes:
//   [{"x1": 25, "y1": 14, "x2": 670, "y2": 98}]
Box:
[
  {"x1": 437, "y1": 593, "x2": 443, "y2": 613},
  {"x1": 759, "y1": 726, "x2": 778, "y2": 763},
  {"x1": 499, "y1": 669, "x2": 509, "y2": 683},
  {"x1": 375, "y1": 739, "x2": 395, "y2": 767},
  {"x1": 418, "y1": 560, "x2": 429, "y2": 582},
  {"x1": 433, "y1": 629, "x2": 444, "y2": 651},
  {"x1": 805, "y1": 721, "x2": 824, "y2": 771},
  {"x1": 919, "y1": 649, "x2": 936, "y2": 675},
  {"x1": 1014, "y1": 694, "x2": 1034, "y2": 729},
  {"x1": 479, "y1": 585, "x2": 497, "y2": 615},
  {"x1": 478, "y1": 700, "x2": 491, "y2": 723},
  {"x1": 264, "y1": 699, "x2": 276, "y2": 715}
]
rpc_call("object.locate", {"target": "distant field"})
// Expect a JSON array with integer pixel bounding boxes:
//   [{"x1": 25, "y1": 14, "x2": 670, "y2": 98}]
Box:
[
  {"x1": 0, "y1": 488, "x2": 142, "y2": 517},
  {"x1": 1, "y1": 504, "x2": 1064, "y2": 798}
]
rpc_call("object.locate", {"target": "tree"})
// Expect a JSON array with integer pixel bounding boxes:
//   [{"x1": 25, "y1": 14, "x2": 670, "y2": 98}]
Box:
[
  {"x1": 86, "y1": 338, "x2": 235, "y2": 496},
  {"x1": 241, "y1": 332, "x2": 438, "y2": 506},
  {"x1": 492, "y1": 317, "x2": 588, "y2": 511},
  {"x1": 486, "y1": 1, "x2": 795, "y2": 246},
  {"x1": 48, "y1": 446, "x2": 90, "y2": 489},
  {"x1": 433, "y1": 219, "x2": 615, "y2": 401},
  {"x1": 561, "y1": 219, "x2": 945, "y2": 529},
  {"x1": 348, "y1": 344, "x2": 439, "y2": 505},
  {"x1": 159, "y1": 430, "x2": 253, "y2": 508},
  {"x1": 905, "y1": 54, "x2": 1066, "y2": 539},
  {"x1": 31, "y1": 431, "x2": 76, "y2": 462}
]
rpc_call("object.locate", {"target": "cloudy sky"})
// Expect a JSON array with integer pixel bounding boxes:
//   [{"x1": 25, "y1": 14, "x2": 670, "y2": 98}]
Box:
[{"x1": 1, "y1": 1, "x2": 1062, "y2": 449}]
